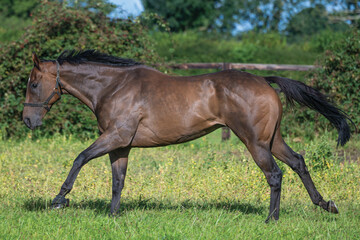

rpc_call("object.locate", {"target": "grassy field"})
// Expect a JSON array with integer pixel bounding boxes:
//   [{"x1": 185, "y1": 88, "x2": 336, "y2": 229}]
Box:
[{"x1": 0, "y1": 130, "x2": 359, "y2": 239}]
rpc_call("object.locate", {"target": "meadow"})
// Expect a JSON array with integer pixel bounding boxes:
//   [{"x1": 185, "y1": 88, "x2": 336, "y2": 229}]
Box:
[{"x1": 0, "y1": 130, "x2": 359, "y2": 239}]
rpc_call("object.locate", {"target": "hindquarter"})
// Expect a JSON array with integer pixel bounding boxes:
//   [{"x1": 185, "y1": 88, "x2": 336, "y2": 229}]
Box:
[{"x1": 217, "y1": 71, "x2": 283, "y2": 146}]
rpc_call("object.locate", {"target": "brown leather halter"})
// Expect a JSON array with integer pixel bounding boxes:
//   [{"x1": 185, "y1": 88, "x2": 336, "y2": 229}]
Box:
[{"x1": 23, "y1": 61, "x2": 63, "y2": 111}]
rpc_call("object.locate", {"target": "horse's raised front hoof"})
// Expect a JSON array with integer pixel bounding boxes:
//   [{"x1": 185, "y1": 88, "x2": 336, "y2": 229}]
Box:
[
  {"x1": 327, "y1": 200, "x2": 339, "y2": 214},
  {"x1": 51, "y1": 195, "x2": 70, "y2": 209}
]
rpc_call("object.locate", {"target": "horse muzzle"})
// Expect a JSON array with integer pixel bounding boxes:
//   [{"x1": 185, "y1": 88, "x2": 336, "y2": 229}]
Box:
[{"x1": 23, "y1": 116, "x2": 42, "y2": 130}]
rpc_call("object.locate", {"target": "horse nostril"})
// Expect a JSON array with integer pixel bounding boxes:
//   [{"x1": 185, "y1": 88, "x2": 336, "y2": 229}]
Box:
[{"x1": 24, "y1": 117, "x2": 31, "y2": 128}]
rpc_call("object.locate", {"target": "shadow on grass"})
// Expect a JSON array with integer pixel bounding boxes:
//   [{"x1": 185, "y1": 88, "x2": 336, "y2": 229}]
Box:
[{"x1": 22, "y1": 197, "x2": 265, "y2": 216}]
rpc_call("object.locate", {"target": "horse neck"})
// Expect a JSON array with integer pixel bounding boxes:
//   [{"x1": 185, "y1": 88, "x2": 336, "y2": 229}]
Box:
[{"x1": 59, "y1": 63, "x2": 117, "y2": 113}]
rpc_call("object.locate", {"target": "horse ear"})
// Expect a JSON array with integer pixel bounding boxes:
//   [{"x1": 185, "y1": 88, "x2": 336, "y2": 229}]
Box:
[{"x1": 32, "y1": 52, "x2": 41, "y2": 70}]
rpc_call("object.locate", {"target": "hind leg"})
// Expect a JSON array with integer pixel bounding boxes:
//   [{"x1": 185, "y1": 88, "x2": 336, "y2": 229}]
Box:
[
  {"x1": 228, "y1": 120, "x2": 283, "y2": 221},
  {"x1": 225, "y1": 94, "x2": 284, "y2": 221},
  {"x1": 245, "y1": 143, "x2": 283, "y2": 222},
  {"x1": 271, "y1": 129, "x2": 338, "y2": 213}
]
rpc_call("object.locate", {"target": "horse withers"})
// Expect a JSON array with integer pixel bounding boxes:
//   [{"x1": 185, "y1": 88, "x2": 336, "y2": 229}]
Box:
[{"x1": 23, "y1": 50, "x2": 352, "y2": 222}]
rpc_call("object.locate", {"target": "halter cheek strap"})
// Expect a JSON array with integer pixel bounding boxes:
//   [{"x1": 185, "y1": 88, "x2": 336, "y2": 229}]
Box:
[{"x1": 23, "y1": 61, "x2": 64, "y2": 112}]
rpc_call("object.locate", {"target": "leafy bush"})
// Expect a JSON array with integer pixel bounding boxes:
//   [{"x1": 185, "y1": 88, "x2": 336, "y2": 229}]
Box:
[
  {"x1": 0, "y1": 2, "x2": 160, "y2": 139},
  {"x1": 0, "y1": 16, "x2": 32, "y2": 43},
  {"x1": 308, "y1": 30, "x2": 347, "y2": 53},
  {"x1": 309, "y1": 29, "x2": 360, "y2": 130},
  {"x1": 305, "y1": 134, "x2": 336, "y2": 171},
  {"x1": 150, "y1": 31, "x2": 244, "y2": 63},
  {"x1": 241, "y1": 31, "x2": 287, "y2": 49}
]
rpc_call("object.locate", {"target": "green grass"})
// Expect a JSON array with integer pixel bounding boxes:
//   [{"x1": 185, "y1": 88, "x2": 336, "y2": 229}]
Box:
[{"x1": 0, "y1": 131, "x2": 359, "y2": 239}]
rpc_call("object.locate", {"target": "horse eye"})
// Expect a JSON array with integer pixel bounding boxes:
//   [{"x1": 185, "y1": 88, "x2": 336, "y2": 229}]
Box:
[{"x1": 31, "y1": 82, "x2": 38, "y2": 89}]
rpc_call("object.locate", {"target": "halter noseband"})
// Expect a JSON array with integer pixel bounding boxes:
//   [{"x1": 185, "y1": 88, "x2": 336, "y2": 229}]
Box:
[{"x1": 23, "y1": 61, "x2": 64, "y2": 112}]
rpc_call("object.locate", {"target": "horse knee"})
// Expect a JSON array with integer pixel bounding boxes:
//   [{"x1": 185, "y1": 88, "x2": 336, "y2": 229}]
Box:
[
  {"x1": 72, "y1": 158, "x2": 82, "y2": 169},
  {"x1": 267, "y1": 169, "x2": 283, "y2": 190},
  {"x1": 72, "y1": 152, "x2": 89, "y2": 168}
]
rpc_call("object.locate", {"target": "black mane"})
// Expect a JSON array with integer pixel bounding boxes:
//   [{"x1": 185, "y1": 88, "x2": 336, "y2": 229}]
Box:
[{"x1": 56, "y1": 50, "x2": 142, "y2": 66}]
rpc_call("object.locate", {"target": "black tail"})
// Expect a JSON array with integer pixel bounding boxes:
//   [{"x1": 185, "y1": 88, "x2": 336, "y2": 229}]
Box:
[{"x1": 265, "y1": 76, "x2": 352, "y2": 146}]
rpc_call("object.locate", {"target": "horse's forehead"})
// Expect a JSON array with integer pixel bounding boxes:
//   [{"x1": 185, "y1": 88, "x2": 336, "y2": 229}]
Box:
[
  {"x1": 28, "y1": 68, "x2": 34, "y2": 82},
  {"x1": 29, "y1": 67, "x2": 39, "y2": 80}
]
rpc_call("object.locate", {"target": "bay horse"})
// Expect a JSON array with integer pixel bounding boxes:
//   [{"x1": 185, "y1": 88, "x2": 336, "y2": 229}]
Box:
[{"x1": 23, "y1": 50, "x2": 352, "y2": 222}]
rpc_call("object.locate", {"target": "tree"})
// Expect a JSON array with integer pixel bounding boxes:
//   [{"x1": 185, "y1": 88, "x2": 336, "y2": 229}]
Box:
[
  {"x1": 239, "y1": 0, "x2": 286, "y2": 32},
  {"x1": 62, "y1": 0, "x2": 117, "y2": 15},
  {"x1": 142, "y1": 0, "x2": 243, "y2": 34},
  {"x1": 142, "y1": 0, "x2": 338, "y2": 34},
  {"x1": 0, "y1": 0, "x2": 39, "y2": 18},
  {"x1": 328, "y1": 0, "x2": 360, "y2": 27},
  {"x1": 286, "y1": 4, "x2": 348, "y2": 42}
]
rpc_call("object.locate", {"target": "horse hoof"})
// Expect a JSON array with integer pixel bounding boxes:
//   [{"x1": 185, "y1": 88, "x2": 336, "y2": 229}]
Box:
[
  {"x1": 51, "y1": 195, "x2": 69, "y2": 209},
  {"x1": 327, "y1": 200, "x2": 339, "y2": 214},
  {"x1": 51, "y1": 201, "x2": 69, "y2": 209},
  {"x1": 264, "y1": 208, "x2": 278, "y2": 223}
]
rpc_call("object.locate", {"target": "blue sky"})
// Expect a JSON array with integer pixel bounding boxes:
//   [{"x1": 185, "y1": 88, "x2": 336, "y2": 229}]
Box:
[{"x1": 109, "y1": 0, "x2": 144, "y2": 18}]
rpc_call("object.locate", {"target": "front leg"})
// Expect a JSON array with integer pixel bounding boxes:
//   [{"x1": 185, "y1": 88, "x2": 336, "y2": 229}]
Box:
[
  {"x1": 109, "y1": 147, "x2": 131, "y2": 215},
  {"x1": 51, "y1": 129, "x2": 134, "y2": 209}
]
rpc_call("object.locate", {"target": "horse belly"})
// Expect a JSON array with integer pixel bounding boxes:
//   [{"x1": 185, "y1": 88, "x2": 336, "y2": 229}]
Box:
[{"x1": 131, "y1": 121, "x2": 222, "y2": 147}]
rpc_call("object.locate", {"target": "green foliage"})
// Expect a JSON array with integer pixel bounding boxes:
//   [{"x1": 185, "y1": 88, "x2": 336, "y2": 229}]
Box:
[
  {"x1": 142, "y1": 0, "x2": 243, "y2": 34},
  {"x1": 65, "y1": 0, "x2": 117, "y2": 15},
  {"x1": 305, "y1": 134, "x2": 336, "y2": 171},
  {"x1": 0, "y1": 1, "x2": 160, "y2": 139},
  {"x1": 309, "y1": 29, "x2": 360, "y2": 130},
  {"x1": 286, "y1": 4, "x2": 348, "y2": 43},
  {"x1": 0, "y1": 0, "x2": 39, "y2": 18},
  {"x1": 240, "y1": 0, "x2": 285, "y2": 32},
  {"x1": 308, "y1": 30, "x2": 348, "y2": 52},
  {"x1": 0, "y1": 0, "x2": 39, "y2": 43},
  {"x1": 143, "y1": 0, "x2": 349, "y2": 35},
  {"x1": 0, "y1": 16, "x2": 32, "y2": 43},
  {"x1": 0, "y1": 0, "x2": 118, "y2": 43},
  {"x1": 241, "y1": 31, "x2": 286, "y2": 48},
  {"x1": 151, "y1": 31, "x2": 316, "y2": 64}
]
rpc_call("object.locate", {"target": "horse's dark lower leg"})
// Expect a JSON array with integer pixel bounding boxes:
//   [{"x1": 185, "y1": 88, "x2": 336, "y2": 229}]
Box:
[
  {"x1": 51, "y1": 151, "x2": 89, "y2": 209},
  {"x1": 52, "y1": 131, "x2": 127, "y2": 208},
  {"x1": 267, "y1": 168, "x2": 282, "y2": 222},
  {"x1": 247, "y1": 144, "x2": 283, "y2": 222},
  {"x1": 271, "y1": 130, "x2": 338, "y2": 213},
  {"x1": 109, "y1": 148, "x2": 130, "y2": 215}
]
